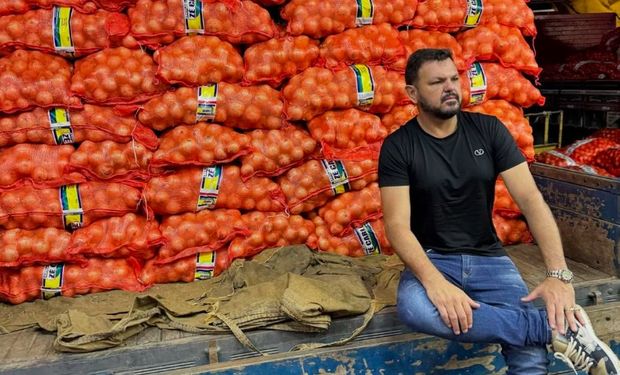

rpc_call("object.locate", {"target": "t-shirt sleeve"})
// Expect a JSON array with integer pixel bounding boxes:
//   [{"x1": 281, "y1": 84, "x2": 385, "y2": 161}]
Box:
[
  {"x1": 491, "y1": 117, "x2": 527, "y2": 173},
  {"x1": 378, "y1": 132, "x2": 410, "y2": 187}
]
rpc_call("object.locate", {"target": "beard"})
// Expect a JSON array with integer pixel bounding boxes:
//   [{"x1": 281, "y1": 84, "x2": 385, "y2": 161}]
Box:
[{"x1": 417, "y1": 93, "x2": 461, "y2": 120}]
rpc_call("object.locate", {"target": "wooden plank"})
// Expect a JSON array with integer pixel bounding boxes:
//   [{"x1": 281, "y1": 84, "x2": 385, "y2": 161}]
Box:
[
  {"x1": 586, "y1": 302, "x2": 620, "y2": 338},
  {"x1": 531, "y1": 163, "x2": 619, "y2": 194},
  {"x1": 531, "y1": 164, "x2": 620, "y2": 277},
  {"x1": 168, "y1": 302, "x2": 620, "y2": 375},
  {"x1": 533, "y1": 176, "x2": 619, "y2": 225},
  {"x1": 507, "y1": 244, "x2": 614, "y2": 288},
  {"x1": 552, "y1": 210, "x2": 619, "y2": 277}
]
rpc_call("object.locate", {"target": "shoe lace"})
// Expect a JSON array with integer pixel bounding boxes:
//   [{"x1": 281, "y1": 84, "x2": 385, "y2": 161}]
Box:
[{"x1": 553, "y1": 337, "x2": 595, "y2": 374}]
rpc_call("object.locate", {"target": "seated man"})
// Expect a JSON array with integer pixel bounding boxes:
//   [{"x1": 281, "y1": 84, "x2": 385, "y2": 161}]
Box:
[{"x1": 379, "y1": 48, "x2": 620, "y2": 375}]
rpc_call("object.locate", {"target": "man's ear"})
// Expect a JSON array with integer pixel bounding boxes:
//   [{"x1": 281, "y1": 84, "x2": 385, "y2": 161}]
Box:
[{"x1": 405, "y1": 84, "x2": 418, "y2": 105}]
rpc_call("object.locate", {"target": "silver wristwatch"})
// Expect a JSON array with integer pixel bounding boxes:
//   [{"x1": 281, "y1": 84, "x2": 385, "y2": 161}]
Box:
[{"x1": 546, "y1": 269, "x2": 574, "y2": 283}]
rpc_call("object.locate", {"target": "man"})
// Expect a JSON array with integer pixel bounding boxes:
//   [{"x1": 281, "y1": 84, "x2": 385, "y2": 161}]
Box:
[{"x1": 378, "y1": 49, "x2": 619, "y2": 374}]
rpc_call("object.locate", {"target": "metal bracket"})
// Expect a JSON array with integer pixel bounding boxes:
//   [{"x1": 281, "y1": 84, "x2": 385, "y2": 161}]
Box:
[
  {"x1": 206, "y1": 340, "x2": 219, "y2": 364},
  {"x1": 589, "y1": 290, "x2": 604, "y2": 305}
]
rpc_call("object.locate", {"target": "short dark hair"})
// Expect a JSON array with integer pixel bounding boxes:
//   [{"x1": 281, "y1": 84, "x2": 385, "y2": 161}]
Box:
[{"x1": 405, "y1": 48, "x2": 454, "y2": 86}]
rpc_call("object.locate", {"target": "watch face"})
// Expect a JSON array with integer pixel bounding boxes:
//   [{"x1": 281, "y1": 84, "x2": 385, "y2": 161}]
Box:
[{"x1": 561, "y1": 269, "x2": 573, "y2": 281}]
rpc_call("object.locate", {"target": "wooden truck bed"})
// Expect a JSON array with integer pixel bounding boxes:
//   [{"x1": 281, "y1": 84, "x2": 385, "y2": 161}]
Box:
[{"x1": 1, "y1": 244, "x2": 618, "y2": 375}]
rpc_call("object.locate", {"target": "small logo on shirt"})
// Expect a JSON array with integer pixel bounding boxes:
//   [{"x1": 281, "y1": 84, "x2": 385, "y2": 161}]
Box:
[{"x1": 473, "y1": 148, "x2": 485, "y2": 156}]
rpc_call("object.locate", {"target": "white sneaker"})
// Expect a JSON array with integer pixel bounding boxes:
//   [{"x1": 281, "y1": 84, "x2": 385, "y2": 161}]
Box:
[{"x1": 551, "y1": 306, "x2": 620, "y2": 375}]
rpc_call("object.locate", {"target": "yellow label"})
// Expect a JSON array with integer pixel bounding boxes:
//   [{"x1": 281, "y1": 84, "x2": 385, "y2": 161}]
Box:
[
  {"x1": 350, "y1": 64, "x2": 375, "y2": 107},
  {"x1": 321, "y1": 160, "x2": 351, "y2": 195},
  {"x1": 183, "y1": 0, "x2": 205, "y2": 34},
  {"x1": 48, "y1": 108, "x2": 74, "y2": 145},
  {"x1": 464, "y1": 0, "x2": 483, "y2": 27},
  {"x1": 195, "y1": 252, "x2": 216, "y2": 280},
  {"x1": 468, "y1": 62, "x2": 487, "y2": 105},
  {"x1": 52, "y1": 7, "x2": 75, "y2": 54},
  {"x1": 353, "y1": 223, "x2": 381, "y2": 255},
  {"x1": 41, "y1": 264, "x2": 64, "y2": 300},
  {"x1": 196, "y1": 84, "x2": 218, "y2": 122},
  {"x1": 59, "y1": 184, "x2": 83, "y2": 230},
  {"x1": 355, "y1": 0, "x2": 374, "y2": 26},
  {"x1": 197, "y1": 165, "x2": 223, "y2": 210}
]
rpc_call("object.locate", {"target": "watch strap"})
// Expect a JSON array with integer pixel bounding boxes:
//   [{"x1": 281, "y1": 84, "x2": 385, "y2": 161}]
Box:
[{"x1": 546, "y1": 269, "x2": 573, "y2": 283}]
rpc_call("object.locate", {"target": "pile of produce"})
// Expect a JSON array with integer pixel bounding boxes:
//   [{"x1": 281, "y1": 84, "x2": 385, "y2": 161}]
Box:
[{"x1": 0, "y1": 0, "x2": 542, "y2": 304}]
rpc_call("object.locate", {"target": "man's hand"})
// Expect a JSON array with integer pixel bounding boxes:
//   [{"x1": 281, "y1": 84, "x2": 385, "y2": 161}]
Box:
[
  {"x1": 426, "y1": 278, "x2": 480, "y2": 335},
  {"x1": 521, "y1": 278, "x2": 584, "y2": 334}
]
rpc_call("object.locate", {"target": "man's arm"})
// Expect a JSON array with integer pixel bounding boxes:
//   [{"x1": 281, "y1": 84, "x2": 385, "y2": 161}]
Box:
[
  {"x1": 381, "y1": 186, "x2": 479, "y2": 335},
  {"x1": 500, "y1": 161, "x2": 581, "y2": 333}
]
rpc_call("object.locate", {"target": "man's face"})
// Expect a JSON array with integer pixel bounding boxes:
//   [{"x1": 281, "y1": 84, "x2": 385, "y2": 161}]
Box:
[{"x1": 406, "y1": 59, "x2": 462, "y2": 120}]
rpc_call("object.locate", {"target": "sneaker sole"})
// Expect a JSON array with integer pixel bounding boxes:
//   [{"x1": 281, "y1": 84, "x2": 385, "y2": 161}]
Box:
[{"x1": 578, "y1": 307, "x2": 620, "y2": 374}]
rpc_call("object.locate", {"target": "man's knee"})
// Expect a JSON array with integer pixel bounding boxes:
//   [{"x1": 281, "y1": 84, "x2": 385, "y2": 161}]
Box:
[{"x1": 396, "y1": 284, "x2": 441, "y2": 333}]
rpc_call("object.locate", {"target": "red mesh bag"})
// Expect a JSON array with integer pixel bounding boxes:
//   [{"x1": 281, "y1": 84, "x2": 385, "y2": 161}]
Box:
[
  {"x1": 278, "y1": 158, "x2": 378, "y2": 214},
  {"x1": 592, "y1": 147, "x2": 620, "y2": 177},
  {"x1": 563, "y1": 165, "x2": 615, "y2": 178},
  {"x1": 152, "y1": 123, "x2": 252, "y2": 169},
  {"x1": 67, "y1": 140, "x2": 152, "y2": 183},
  {"x1": 307, "y1": 216, "x2": 393, "y2": 257},
  {"x1": 410, "y1": 0, "x2": 535, "y2": 37},
  {"x1": 408, "y1": 0, "x2": 466, "y2": 32},
  {"x1": 138, "y1": 84, "x2": 285, "y2": 131},
  {"x1": 283, "y1": 65, "x2": 408, "y2": 121},
  {"x1": 145, "y1": 165, "x2": 286, "y2": 215},
  {"x1": 157, "y1": 209, "x2": 248, "y2": 264},
  {"x1": 0, "y1": 144, "x2": 85, "y2": 191},
  {"x1": 318, "y1": 182, "x2": 381, "y2": 236},
  {"x1": 591, "y1": 128, "x2": 620, "y2": 144},
  {"x1": 128, "y1": 0, "x2": 276, "y2": 47},
  {"x1": 318, "y1": 23, "x2": 404, "y2": 69},
  {"x1": 228, "y1": 212, "x2": 315, "y2": 260},
  {"x1": 0, "y1": 1, "x2": 100, "y2": 16},
  {"x1": 308, "y1": 109, "x2": 387, "y2": 160},
  {"x1": 0, "y1": 182, "x2": 142, "y2": 230},
  {"x1": 0, "y1": 228, "x2": 72, "y2": 267},
  {"x1": 480, "y1": 0, "x2": 536, "y2": 36},
  {"x1": 251, "y1": 0, "x2": 285, "y2": 5},
  {"x1": 0, "y1": 1, "x2": 31, "y2": 16},
  {"x1": 67, "y1": 213, "x2": 162, "y2": 259},
  {"x1": 465, "y1": 99, "x2": 534, "y2": 161},
  {"x1": 0, "y1": 50, "x2": 81, "y2": 114},
  {"x1": 0, "y1": 105, "x2": 157, "y2": 149},
  {"x1": 0, "y1": 9, "x2": 129, "y2": 56},
  {"x1": 392, "y1": 29, "x2": 466, "y2": 72},
  {"x1": 457, "y1": 25, "x2": 541, "y2": 77},
  {"x1": 93, "y1": 0, "x2": 137, "y2": 12},
  {"x1": 71, "y1": 47, "x2": 169, "y2": 105},
  {"x1": 564, "y1": 137, "x2": 619, "y2": 165},
  {"x1": 492, "y1": 214, "x2": 532, "y2": 246},
  {"x1": 460, "y1": 63, "x2": 544, "y2": 108},
  {"x1": 154, "y1": 35, "x2": 244, "y2": 86},
  {"x1": 0, "y1": 257, "x2": 144, "y2": 304},
  {"x1": 243, "y1": 35, "x2": 320, "y2": 87},
  {"x1": 240, "y1": 127, "x2": 317, "y2": 180},
  {"x1": 381, "y1": 104, "x2": 418, "y2": 134},
  {"x1": 281, "y1": 0, "x2": 418, "y2": 38},
  {"x1": 493, "y1": 178, "x2": 520, "y2": 218},
  {"x1": 139, "y1": 248, "x2": 229, "y2": 286},
  {"x1": 535, "y1": 149, "x2": 577, "y2": 168}
]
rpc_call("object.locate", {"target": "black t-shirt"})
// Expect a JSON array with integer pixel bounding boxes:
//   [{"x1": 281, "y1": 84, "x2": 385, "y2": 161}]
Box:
[{"x1": 378, "y1": 111, "x2": 526, "y2": 256}]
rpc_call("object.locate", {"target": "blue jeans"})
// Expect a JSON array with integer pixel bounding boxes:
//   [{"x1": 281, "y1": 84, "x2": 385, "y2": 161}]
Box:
[{"x1": 397, "y1": 250, "x2": 552, "y2": 374}]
